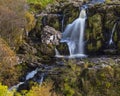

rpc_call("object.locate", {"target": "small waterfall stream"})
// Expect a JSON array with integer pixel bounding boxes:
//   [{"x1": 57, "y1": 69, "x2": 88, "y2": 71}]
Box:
[
  {"x1": 55, "y1": 48, "x2": 60, "y2": 56},
  {"x1": 9, "y1": 64, "x2": 56, "y2": 91},
  {"x1": 109, "y1": 23, "x2": 117, "y2": 45},
  {"x1": 9, "y1": 68, "x2": 44, "y2": 91}
]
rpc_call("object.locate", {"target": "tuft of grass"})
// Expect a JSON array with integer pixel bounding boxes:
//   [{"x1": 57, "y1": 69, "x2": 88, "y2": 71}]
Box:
[{"x1": 27, "y1": 0, "x2": 55, "y2": 9}]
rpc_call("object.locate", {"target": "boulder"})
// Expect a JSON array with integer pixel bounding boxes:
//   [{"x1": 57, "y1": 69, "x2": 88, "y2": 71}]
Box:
[{"x1": 41, "y1": 26, "x2": 61, "y2": 45}]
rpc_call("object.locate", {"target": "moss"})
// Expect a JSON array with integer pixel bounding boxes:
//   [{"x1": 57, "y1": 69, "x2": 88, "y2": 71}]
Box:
[
  {"x1": 25, "y1": 12, "x2": 36, "y2": 32},
  {"x1": 52, "y1": 20, "x2": 60, "y2": 30},
  {"x1": 117, "y1": 41, "x2": 120, "y2": 50},
  {"x1": 105, "y1": 0, "x2": 112, "y2": 3},
  {"x1": 105, "y1": 0, "x2": 120, "y2": 4},
  {"x1": 64, "y1": 83, "x2": 75, "y2": 96},
  {"x1": 87, "y1": 43, "x2": 93, "y2": 51},
  {"x1": 114, "y1": 31, "x2": 117, "y2": 42},
  {"x1": 27, "y1": 0, "x2": 55, "y2": 13},
  {"x1": 86, "y1": 13, "x2": 102, "y2": 52},
  {"x1": 96, "y1": 40, "x2": 102, "y2": 50},
  {"x1": 85, "y1": 29, "x2": 90, "y2": 40}
]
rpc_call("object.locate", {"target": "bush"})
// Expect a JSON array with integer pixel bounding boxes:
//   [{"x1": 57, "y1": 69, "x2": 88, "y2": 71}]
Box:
[
  {"x1": 0, "y1": 38, "x2": 21, "y2": 86},
  {"x1": 0, "y1": 83, "x2": 14, "y2": 96},
  {"x1": 0, "y1": 0, "x2": 26, "y2": 49},
  {"x1": 25, "y1": 82, "x2": 57, "y2": 96}
]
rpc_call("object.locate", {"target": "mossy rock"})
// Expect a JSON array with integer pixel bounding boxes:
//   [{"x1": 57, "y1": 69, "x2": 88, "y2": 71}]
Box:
[
  {"x1": 25, "y1": 12, "x2": 36, "y2": 33},
  {"x1": 56, "y1": 42, "x2": 69, "y2": 55},
  {"x1": 86, "y1": 13, "x2": 102, "y2": 53}
]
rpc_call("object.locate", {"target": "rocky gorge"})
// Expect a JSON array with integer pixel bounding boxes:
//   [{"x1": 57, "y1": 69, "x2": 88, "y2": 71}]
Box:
[{"x1": 1, "y1": 0, "x2": 120, "y2": 96}]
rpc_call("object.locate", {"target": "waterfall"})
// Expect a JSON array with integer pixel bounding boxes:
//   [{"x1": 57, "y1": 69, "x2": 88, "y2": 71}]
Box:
[
  {"x1": 60, "y1": 8, "x2": 87, "y2": 58},
  {"x1": 109, "y1": 23, "x2": 117, "y2": 45},
  {"x1": 55, "y1": 48, "x2": 60, "y2": 56}
]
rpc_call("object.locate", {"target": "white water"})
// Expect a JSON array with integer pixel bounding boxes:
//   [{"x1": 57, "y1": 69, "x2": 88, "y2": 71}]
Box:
[
  {"x1": 9, "y1": 82, "x2": 24, "y2": 91},
  {"x1": 109, "y1": 23, "x2": 117, "y2": 45},
  {"x1": 26, "y1": 68, "x2": 38, "y2": 80},
  {"x1": 60, "y1": 9, "x2": 87, "y2": 58},
  {"x1": 55, "y1": 48, "x2": 60, "y2": 56}
]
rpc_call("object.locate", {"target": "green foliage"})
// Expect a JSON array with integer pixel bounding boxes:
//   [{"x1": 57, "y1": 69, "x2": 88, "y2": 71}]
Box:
[
  {"x1": 86, "y1": 13, "x2": 102, "y2": 52},
  {"x1": 51, "y1": 59, "x2": 120, "y2": 96},
  {"x1": 24, "y1": 82, "x2": 57, "y2": 96},
  {"x1": 28, "y1": 0, "x2": 54, "y2": 6},
  {"x1": 25, "y1": 12, "x2": 36, "y2": 32},
  {"x1": 0, "y1": 83, "x2": 14, "y2": 96},
  {"x1": 52, "y1": 60, "x2": 82, "y2": 96},
  {"x1": 27, "y1": 0, "x2": 55, "y2": 12}
]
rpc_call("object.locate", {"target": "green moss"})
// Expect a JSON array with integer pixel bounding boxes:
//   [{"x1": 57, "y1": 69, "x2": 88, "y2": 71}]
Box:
[
  {"x1": 85, "y1": 29, "x2": 91, "y2": 40},
  {"x1": 117, "y1": 41, "x2": 120, "y2": 50},
  {"x1": 87, "y1": 43, "x2": 93, "y2": 51},
  {"x1": 64, "y1": 83, "x2": 75, "y2": 96},
  {"x1": 96, "y1": 40, "x2": 101, "y2": 50},
  {"x1": 27, "y1": 0, "x2": 55, "y2": 12},
  {"x1": 52, "y1": 20, "x2": 59, "y2": 30},
  {"x1": 105, "y1": 0, "x2": 112, "y2": 3},
  {"x1": 25, "y1": 12, "x2": 36, "y2": 32},
  {"x1": 114, "y1": 32, "x2": 117, "y2": 42},
  {"x1": 86, "y1": 13, "x2": 102, "y2": 52}
]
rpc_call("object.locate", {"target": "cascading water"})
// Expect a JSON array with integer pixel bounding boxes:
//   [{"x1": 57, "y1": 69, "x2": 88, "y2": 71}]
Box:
[
  {"x1": 109, "y1": 23, "x2": 117, "y2": 45},
  {"x1": 60, "y1": 8, "x2": 87, "y2": 58},
  {"x1": 26, "y1": 68, "x2": 38, "y2": 80},
  {"x1": 55, "y1": 48, "x2": 60, "y2": 56}
]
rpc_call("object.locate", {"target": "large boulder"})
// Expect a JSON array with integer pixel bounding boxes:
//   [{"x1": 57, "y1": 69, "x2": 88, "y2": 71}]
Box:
[{"x1": 41, "y1": 26, "x2": 61, "y2": 45}]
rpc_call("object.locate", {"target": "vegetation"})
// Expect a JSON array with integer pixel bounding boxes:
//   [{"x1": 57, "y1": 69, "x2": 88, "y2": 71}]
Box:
[
  {"x1": 27, "y1": 0, "x2": 55, "y2": 13},
  {"x1": 0, "y1": 38, "x2": 21, "y2": 86},
  {"x1": 0, "y1": 83, "x2": 14, "y2": 96},
  {"x1": 0, "y1": 0, "x2": 26, "y2": 49},
  {"x1": 51, "y1": 60, "x2": 120, "y2": 96},
  {"x1": 0, "y1": 0, "x2": 120, "y2": 96},
  {"x1": 25, "y1": 82, "x2": 56, "y2": 96}
]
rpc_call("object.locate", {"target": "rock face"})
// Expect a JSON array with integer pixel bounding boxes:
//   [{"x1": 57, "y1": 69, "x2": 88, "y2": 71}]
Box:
[
  {"x1": 41, "y1": 26, "x2": 61, "y2": 45},
  {"x1": 25, "y1": 0, "x2": 120, "y2": 59},
  {"x1": 39, "y1": 1, "x2": 120, "y2": 55},
  {"x1": 86, "y1": 3, "x2": 120, "y2": 54}
]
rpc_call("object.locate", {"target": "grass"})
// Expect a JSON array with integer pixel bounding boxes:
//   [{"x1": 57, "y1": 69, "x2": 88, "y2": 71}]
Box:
[{"x1": 27, "y1": 0, "x2": 55, "y2": 8}]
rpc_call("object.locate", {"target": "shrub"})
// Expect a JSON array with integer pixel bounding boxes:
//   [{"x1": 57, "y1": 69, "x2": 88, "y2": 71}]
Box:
[
  {"x1": 0, "y1": 0, "x2": 26, "y2": 49},
  {"x1": 25, "y1": 82, "x2": 57, "y2": 96},
  {"x1": 0, "y1": 38, "x2": 21, "y2": 86},
  {"x1": 0, "y1": 83, "x2": 14, "y2": 96}
]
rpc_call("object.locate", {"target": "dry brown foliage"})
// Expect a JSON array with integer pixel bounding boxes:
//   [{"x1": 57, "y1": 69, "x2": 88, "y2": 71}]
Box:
[
  {"x1": 0, "y1": 38, "x2": 20, "y2": 86},
  {"x1": 0, "y1": 0, "x2": 26, "y2": 48}
]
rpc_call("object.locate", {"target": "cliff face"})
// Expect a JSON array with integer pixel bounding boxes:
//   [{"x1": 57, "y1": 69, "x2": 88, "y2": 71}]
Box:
[
  {"x1": 27, "y1": 0, "x2": 120, "y2": 57},
  {"x1": 16, "y1": 0, "x2": 120, "y2": 65}
]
